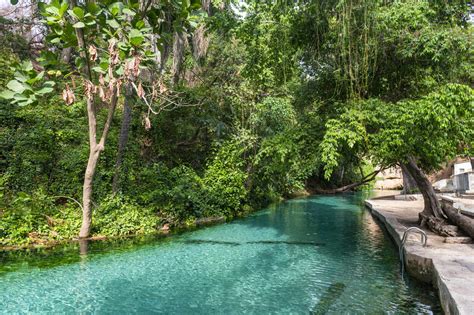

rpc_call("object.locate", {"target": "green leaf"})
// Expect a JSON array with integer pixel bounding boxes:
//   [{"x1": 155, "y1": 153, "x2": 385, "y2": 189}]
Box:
[
  {"x1": 92, "y1": 66, "x2": 106, "y2": 74},
  {"x1": 73, "y1": 22, "x2": 85, "y2": 28},
  {"x1": 59, "y1": 1, "x2": 68, "y2": 17},
  {"x1": 22, "y1": 60, "x2": 33, "y2": 72},
  {"x1": 36, "y1": 87, "x2": 54, "y2": 95},
  {"x1": 106, "y1": 19, "x2": 120, "y2": 29},
  {"x1": 0, "y1": 90, "x2": 15, "y2": 99},
  {"x1": 43, "y1": 81, "x2": 56, "y2": 87},
  {"x1": 10, "y1": 0, "x2": 19, "y2": 5},
  {"x1": 72, "y1": 7, "x2": 84, "y2": 19},
  {"x1": 122, "y1": 8, "x2": 135, "y2": 16},
  {"x1": 7, "y1": 80, "x2": 25, "y2": 93},
  {"x1": 129, "y1": 29, "x2": 144, "y2": 46},
  {"x1": 46, "y1": 6, "x2": 60, "y2": 16}
]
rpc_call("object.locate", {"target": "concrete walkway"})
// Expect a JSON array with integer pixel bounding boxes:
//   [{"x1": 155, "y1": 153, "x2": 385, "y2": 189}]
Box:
[{"x1": 365, "y1": 198, "x2": 474, "y2": 315}]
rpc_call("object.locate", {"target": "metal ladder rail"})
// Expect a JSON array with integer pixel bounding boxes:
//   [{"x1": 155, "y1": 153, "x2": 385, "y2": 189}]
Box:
[{"x1": 399, "y1": 227, "x2": 428, "y2": 276}]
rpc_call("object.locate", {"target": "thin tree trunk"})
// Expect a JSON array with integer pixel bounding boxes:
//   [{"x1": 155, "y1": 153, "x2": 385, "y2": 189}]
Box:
[
  {"x1": 112, "y1": 84, "x2": 133, "y2": 193},
  {"x1": 400, "y1": 163, "x2": 417, "y2": 194},
  {"x1": 60, "y1": 47, "x2": 73, "y2": 64},
  {"x1": 172, "y1": 31, "x2": 185, "y2": 84},
  {"x1": 80, "y1": 147, "x2": 100, "y2": 238},
  {"x1": 470, "y1": 157, "x2": 474, "y2": 171},
  {"x1": 402, "y1": 156, "x2": 444, "y2": 223},
  {"x1": 71, "y1": 0, "x2": 119, "y2": 238},
  {"x1": 79, "y1": 93, "x2": 118, "y2": 238},
  {"x1": 315, "y1": 169, "x2": 381, "y2": 194}
]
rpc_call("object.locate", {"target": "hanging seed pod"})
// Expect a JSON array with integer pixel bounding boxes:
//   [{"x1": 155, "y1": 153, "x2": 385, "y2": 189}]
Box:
[
  {"x1": 99, "y1": 73, "x2": 105, "y2": 86},
  {"x1": 133, "y1": 55, "x2": 141, "y2": 77},
  {"x1": 88, "y1": 45, "x2": 97, "y2": 62},
  {"x1": 116, "y1": 79, "x2": 122, "y2": 96},
  {"x1": 99, "y1": 86, "x2": 106, "y2": 102},
  {"x1": 137, "y1": 81, "x2": 145, "y2": 98},
  {"x1": 84, "y1": 80, "x2": 93, "y2": 100},
  {"x1": 62, "y1": 83, "x2": 75, "y2": 105}
]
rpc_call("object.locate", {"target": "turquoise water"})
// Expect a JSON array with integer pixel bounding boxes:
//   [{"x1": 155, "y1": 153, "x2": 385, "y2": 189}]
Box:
[{"x1": 0, "y1": 193, "x2": 441, "y2": 314}]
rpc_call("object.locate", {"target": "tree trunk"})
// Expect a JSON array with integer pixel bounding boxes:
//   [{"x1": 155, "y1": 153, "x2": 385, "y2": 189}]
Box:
[
  {"x1": 80, "y1": 149, "x2": 100, "y2": 238},
  {"x1": 402, "y1": 156, "x2": 444, "y2": 223},
  {"x1": 470, "y1": 157, "x2": 474, "y2": 171},
  {"x1": 112, "y1": 84, "x2": 133, "y2": 193},
  {"x1": 442, "y1": 201, "x2": 474, "y2": 239},
  {"x1": 71, "y1": 0, "x2": 119, "y2": 238},
  {"x1": 172, "y1": 31, "x2": 186, "y2": 84},
  {"x1": 400, "y1": 163, "x2": 417, "y2": 194}
]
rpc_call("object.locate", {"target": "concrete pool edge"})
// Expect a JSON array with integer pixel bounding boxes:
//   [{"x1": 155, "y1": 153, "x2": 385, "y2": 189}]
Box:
[{"x1": 365, "y1": 199, "x2": 474, "y2": 315}]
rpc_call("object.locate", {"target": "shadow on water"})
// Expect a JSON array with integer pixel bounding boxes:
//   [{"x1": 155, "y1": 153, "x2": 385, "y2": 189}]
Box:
[
  {"x1": 181, "y1": 239, "x2": 325, "y2": 246},
  {"x1": 309, "y1": 282, "x2": 346, "y2": 315}
]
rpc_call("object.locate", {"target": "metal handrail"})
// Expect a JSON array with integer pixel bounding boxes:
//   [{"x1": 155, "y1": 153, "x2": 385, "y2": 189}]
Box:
[{"x1": 399, "y1": 227, "x2": 428, "y2": 277}]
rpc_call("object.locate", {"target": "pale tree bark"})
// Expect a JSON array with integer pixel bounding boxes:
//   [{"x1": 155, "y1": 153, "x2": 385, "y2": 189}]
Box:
[
  {"x1": 172, "y1": 31, "x2": 186, "y2": 84},
  {"x1": 80, "y1": 93, "x2": 118, "y2": 238},
  {"x1": 71, "y1": 0, "x2": 119, "y2": 238}
]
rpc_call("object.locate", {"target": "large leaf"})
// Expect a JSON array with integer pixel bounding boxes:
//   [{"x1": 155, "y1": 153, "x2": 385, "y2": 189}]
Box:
[
  {"x1": 129, "y1": 29, "x2": 144, "y2": 46},
  {"x1": 6, "y1": 80, "x2": 26, "y2": 93},
  {"x1": 0, "y1": 90, "x2": 15, "y2": 99},
  {"x1": 106, "y1": 19, "x2": 120, "y2": 29},
  {"x1": 36, "y1": 87, "x2": 54, "y2": 95}
]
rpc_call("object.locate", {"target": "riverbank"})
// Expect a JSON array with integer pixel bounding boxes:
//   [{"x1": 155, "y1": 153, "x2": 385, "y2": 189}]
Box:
[
  {"x1": 365, "y1": 197, "x2": 474, "y2": 315},
  {"x1": 0, "y1": 215, "x2": 227, "y2": 252}
]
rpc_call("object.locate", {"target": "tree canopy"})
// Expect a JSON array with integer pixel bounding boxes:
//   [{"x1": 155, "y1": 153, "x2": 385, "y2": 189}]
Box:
[{"x1": 1, "y1": 0, "x2": 473, "y2": 246}]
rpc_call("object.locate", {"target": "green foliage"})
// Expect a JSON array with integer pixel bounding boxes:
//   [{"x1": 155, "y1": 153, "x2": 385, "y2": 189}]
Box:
[
  {"x1": 320, "y1": 84, "x2": 474, "y2": 179},
  {"x1": 93, "y1": 195, "x2": 159, "y2": 236},
  {"x1": 2, "y1": 0, "x2": 473, "y2": 247},
  {"x1": 0, "y1": 61, "x2": 55, "y2": 106},
  {"x1": 0, "y1": 190, "x2": 56, "y2": 246},
  {"x1": 202, "y1": 139, "x2": 250, "y2": 217},
  {"x1": 250, "y1": 97, "x2": 296, "y2": 137}
]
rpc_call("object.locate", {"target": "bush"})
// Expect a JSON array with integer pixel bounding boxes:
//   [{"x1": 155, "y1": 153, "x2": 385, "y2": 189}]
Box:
[
  {"x1": 0, "y1": 190, "x2": 55, "y2": 246},
  {"x1": 92, "y1": 195, "x2": 159, "y2": 236},
  {"x1": 201, "y1": 139, "x2": 249, "y2": 217}
]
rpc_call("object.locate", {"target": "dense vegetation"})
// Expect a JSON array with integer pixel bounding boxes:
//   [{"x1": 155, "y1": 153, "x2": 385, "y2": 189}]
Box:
[{"x1": 1, "y1": 0, "x2": 473, "y2": 247}]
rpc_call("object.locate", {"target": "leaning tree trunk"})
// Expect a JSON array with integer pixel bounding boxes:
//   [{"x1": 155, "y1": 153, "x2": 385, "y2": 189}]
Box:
[
  {"x1": 402, "y1": 156, "x2": 444, "y2": 224},
  {"x1": 400, "y1": 163, "x2": 417, "y2": 194},
  {"x1": 112, "y1": 84, "x2": 133, "y2": 193}
]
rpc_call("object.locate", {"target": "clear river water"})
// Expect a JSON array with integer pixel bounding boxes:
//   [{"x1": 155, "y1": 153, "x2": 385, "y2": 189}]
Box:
[{"x1": 0, "y1": 193, "x2": 441, "y2": 314}]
